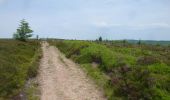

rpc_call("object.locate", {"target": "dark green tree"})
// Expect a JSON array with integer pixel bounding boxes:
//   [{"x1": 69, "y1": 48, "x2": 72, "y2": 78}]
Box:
[
  {"x1": 99, "y1": 36, "x2": 102, "y2": 42},
  {"x1": 123, "y1": 39, "x2": 127, "y2": 46},
  {"x1": 36, "y1": 35, "x2": 39, "y2": 40},
  {"x1": 13, "y1": 19, "x2": 33, "y2": 41},
  {"x1": 138, "y1": 40, "x2": 141, "y2": 45}
]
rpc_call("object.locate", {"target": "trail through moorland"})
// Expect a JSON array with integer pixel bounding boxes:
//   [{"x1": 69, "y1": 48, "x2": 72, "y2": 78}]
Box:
[{"x1": 38, "y1": 42, "x2": 106, "y2": 100}]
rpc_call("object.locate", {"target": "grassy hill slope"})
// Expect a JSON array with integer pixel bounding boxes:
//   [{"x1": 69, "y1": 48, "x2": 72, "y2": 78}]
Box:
[{"x1": 49, "y1": 40, "x2": 170, "y2": 100}]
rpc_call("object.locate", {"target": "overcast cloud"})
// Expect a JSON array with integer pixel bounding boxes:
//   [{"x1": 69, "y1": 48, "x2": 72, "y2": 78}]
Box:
[{"x1": 0, "y1": 0, "x2": 170, "y2": 40}]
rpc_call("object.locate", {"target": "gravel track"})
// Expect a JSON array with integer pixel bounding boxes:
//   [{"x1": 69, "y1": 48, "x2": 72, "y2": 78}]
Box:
[{"x1": 39, "y1": 42, "x2": 106, "y2": 100}]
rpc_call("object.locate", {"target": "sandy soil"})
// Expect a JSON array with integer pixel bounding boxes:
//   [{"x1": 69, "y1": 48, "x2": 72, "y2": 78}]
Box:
[{"x1": 38, "y1": 42, "x2": 106, "y2": 100}]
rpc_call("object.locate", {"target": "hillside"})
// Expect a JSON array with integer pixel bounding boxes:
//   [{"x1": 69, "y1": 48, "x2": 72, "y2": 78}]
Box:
[
  {"x1": 127, "y1": 40, "x2": 170, "y2": 46},
  {"x1": 49, "y1": 40, "x2": 170, "y2": 100}
]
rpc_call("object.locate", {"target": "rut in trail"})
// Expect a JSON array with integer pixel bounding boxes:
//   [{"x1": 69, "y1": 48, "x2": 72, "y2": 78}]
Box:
[{"x1": 38, "y1": 42, "x2": 106, "y2": 100}]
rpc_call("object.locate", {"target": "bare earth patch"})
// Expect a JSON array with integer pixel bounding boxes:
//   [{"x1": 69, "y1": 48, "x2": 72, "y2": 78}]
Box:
[{"x1": 38, "y1": 42, "x2": 106, "y2": 100}]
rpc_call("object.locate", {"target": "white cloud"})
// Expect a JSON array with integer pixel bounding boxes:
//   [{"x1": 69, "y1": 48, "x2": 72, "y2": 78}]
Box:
[
  {"x1": 0, "y1": 0, "x2": 170, "y2": 40},
  {"x1": 94, "y1": 21, "x2": 109, "y2": 27},
  {"x1": 0, "y1": 0, "x2": 6, "y2": 4},
  {"x1": 0, "y1": 0, "x2": 3, "y2": 3},
  {"x1": 92, "y1": 21, "x2": 170, "y2": 31},
  {"x1": 150, "y1": 23, "x2": 170, "y2": 28},
  {"x1": 128, "y1": 23, "x2": 170, "y2": 30}
]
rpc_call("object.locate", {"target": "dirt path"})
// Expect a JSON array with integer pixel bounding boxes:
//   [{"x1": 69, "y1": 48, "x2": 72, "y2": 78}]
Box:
[{"x1": 38, "y1": 42, "x2": 106, "y2": 100}]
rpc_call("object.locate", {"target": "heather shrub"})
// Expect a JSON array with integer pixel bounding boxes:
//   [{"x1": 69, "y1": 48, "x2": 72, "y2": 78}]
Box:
[
  {"x1": 49, "y1": 40, "x2": 170, "y2": 100},
  {"x1": 0, "y1": 40, "x2": 40, "y2": 99},
  {"x1": 137, "y1": 56, "x2": 160, "y2": 65}
]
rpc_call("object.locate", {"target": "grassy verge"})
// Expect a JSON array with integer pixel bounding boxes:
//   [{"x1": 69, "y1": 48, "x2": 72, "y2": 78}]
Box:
[
  {"x1": 25, "y1": 45, "x2": 42, "y2": 100},
  {"x1": 24, "y1": 78, "x2": 40, "y2": 100},
  {"x1": 80, "y1": 64, "x2": 115, "y2": 100},
  {"x1": 0, "y1": 39, "x2": 41, "y2": 99}
]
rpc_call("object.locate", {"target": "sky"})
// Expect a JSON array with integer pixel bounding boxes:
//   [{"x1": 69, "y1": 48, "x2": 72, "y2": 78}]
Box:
[{"x1": 0, "y1": 0, "x2": 170, "y2": 40}]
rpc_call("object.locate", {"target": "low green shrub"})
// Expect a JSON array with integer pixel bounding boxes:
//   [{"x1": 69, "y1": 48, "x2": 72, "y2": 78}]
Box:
[
  {"x1": 137, "y1": 56, "x2": 160, "y2": 65},
  {"x1": 27, "y1": 47, "x2": 42, "y2": 78}
]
